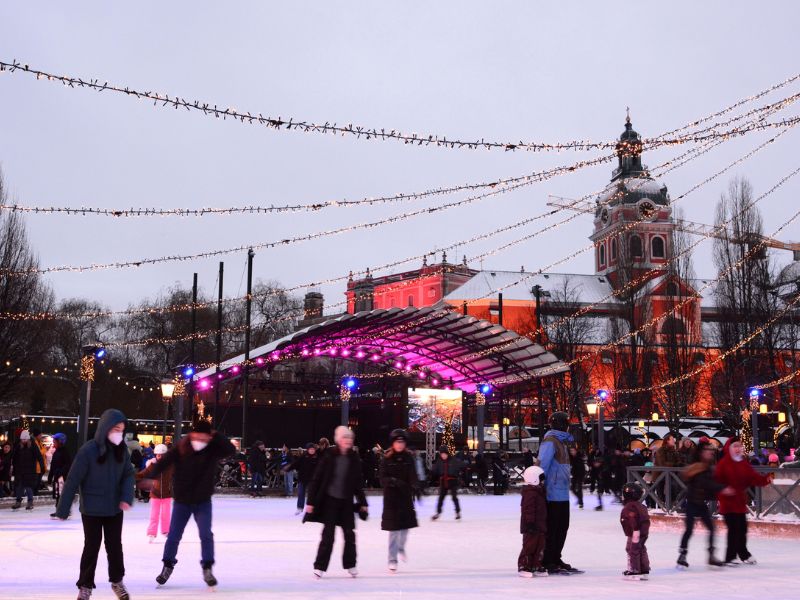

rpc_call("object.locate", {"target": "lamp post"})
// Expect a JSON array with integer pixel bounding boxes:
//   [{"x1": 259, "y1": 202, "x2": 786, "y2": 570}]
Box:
[
  {"x1": 749, "y1": 388, "x2": 762, "y2": 452},
  {"x1": 595, "y1": 389, "x2": 609, "y2": 453},
  {"x1": 78, "y1": 345, "x2": 106, "y2": 445},
  {"x1": 160, "y1": 379, "x2": 176, "y2": 442},
  {"x1": 586, "y1": 401, "x2": 597, "y2": 451},
  {"x1": 532, "y1": 284, "x2": 550, "y2": 446}
]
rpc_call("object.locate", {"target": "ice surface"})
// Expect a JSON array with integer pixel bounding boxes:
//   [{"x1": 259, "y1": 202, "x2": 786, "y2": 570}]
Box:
[{"x1": 1, "y1": 493, "x2": 794, "y2": 599}]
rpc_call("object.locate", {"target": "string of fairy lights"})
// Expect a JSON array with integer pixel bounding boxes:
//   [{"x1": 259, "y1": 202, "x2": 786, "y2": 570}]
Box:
[
  {"x1": 2, "y1": 358, "x2": 161, "y2": 393},
  {"x1": 3, "y1": 86, "x2": 797, "y2": 219},
  {"x1": 1, "y1": 106, "x2": 781, "y2": 323},
  {"x1": 2, "y1": 59, "x2": 798, "y2": 154}
]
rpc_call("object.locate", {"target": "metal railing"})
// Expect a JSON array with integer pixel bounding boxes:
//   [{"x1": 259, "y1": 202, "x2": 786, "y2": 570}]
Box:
[{"x1": 626, "y1": 466, "x2": 800, "y2": 519}]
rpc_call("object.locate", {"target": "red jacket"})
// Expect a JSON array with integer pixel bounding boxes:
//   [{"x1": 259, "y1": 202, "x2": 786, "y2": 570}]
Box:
[
  {"x1": 714, "y1": 439, "x2": 771, "y2": 514},
  {"x1": 520, "y1": 484, "x2": 547, "y2": 534}
]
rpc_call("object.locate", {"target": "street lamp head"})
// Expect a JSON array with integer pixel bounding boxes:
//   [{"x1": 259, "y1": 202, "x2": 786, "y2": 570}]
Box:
[
  {"x1": 586, "y1": 402, "x2": 598, "y2": 416},
  {"x1": 759, "y1": 403, "x2": 768, "y2": 414},
  {"x1": 160, "y1": 379, "x2": 176, "y2": 401},
  {"x1": 651, "y1": 412, "x2": 659, "y2": 422}
]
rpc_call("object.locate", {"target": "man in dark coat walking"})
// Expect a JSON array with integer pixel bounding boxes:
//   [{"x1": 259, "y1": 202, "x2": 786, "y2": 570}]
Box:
[
  {"x1": 431, "y1": 445, "x2": 462, "y2": 520},
  {"x1": 247, "y1": 441, "x2": 267, "y2": 497},
  {"x1": 289, "y1": 443, "x2": 319, "y2": 514},
  {"x1": 380, "y1": 429, "x2": 420, "y2": 572},
  {"x1": 305, "y1": 426, "x2": 368, "y2": 578}
]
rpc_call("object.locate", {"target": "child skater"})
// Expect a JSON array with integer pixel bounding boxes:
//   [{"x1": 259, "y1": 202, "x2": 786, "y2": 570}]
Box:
[
  {"x1": 620, "y1": 482, "x2": 650, "y2": 581},
  {"x1": 518, "y1": 466, "x2": 548, "y2": 578},
  {"x1": 137, "y1": 443, "x2": 173, "y2": 542}
]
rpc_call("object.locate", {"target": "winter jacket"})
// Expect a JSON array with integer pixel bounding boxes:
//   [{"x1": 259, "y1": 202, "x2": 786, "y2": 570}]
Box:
[
  {"x1": 248, "y1": 447, "x2": 267, "y2": 476},
  {"x1": 538, "y1": 429, "x2": 573, "y2": 501},
  {"x1": 520, "y1": 484, "x2": 547, "y2": 535},
  {"x1": 305, "y1": 447, "x2": 367, "y2": 525},
  {"x1": 681, "y1": 462, "x2": 726, "y2": 505},
  {"x1": 620, "y1": 500, "x2": 650, "y2": 538},
  {"x1": 0, "y1": 449, "x2": 12, "y2": 481},
  {"x1": 430, "y1": 456, "x2": 462, "y2": 491},
  {"x1": 137, "y1": 459, "x2": 175, "y2": 499},
  {"x1": 56, "y1": 409, "x2": 135, "y2": 519},
  {"x1": 49, "y1": 446, "x2": 73, "y2": 482},
  {"x1": 570, "y1": 453, "x2": 586, "y2": 481},
  {"x1": 149, "y1": 432, "x2": 235, "y2": 505},
  {"x1": 380, "y1": 449, "x2": 420, "y2": 531},
  {"x1": 291, "y1": 452, "x2": 320, "y2": 485},
  {"x1": 654, "y1": 444, "x2": 680, "y2": 468},
  {"x1": 12, "y1": 442, "x2": 45, "y2": 488},
  {"x1": 714, "y1": 439, "x2": 771, "y2": 514}
]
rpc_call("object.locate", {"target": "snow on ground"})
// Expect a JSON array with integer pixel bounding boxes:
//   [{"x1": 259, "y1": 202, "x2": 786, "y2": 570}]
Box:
[{"x1": 1, "y1": 493, "x2": 794, "y2": 599}]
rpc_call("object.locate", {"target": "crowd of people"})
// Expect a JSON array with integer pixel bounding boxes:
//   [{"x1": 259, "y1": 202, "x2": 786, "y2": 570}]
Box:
[{"x1": 2, "y1": 409, "x2": 799, "y2": 597}]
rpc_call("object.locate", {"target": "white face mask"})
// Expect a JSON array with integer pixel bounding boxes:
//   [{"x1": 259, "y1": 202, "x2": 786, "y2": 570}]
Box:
[
  {"x1": 191, "y1": 440, "x2": 208, "y2": 452},
  {"x1": 107, "y1": 431, "x2": 124, "y2": 446}
]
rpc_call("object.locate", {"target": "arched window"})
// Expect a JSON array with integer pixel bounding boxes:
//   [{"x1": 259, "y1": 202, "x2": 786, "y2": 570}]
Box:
[
  {"x1": 599, "y1": 244, "x2": 606, "y2": 266},
  {"x1": 651, "y1": 236, "x2": 665, "y2": 258},
  {"x1": 408, "y1": 295, "x2": 414, "y2": 307},
  {"x1": 665, "y1": 282, "x2": 679, "y2": 296},
  {"x1": 611, "y1": 238, "x2": 618, "y2": 260},
  {"x1": 630, "y1": 234, "x2": 643, "y2": 257},
  {"x1": 661, "y1": 316, "x2": 686, "y2": 336}
]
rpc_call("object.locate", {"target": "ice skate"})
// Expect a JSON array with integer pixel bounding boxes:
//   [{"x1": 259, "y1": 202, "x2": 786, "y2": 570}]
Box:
[
  {"x1": 677, "y1": 549, "x2": 689, "y2": 569},
  {"x1": 640, "y1": 572, "x2": 649, "y2": 580},
  {"x1": 313, "y1": 569, "x2": 323, "y2": 579},
  {"x1": 77, "y1": 586, "x2": 92, "y2": 600},
  {"x1": 534, "y1": 567, "x2": 549, "y2": 577},
  {"x1": 708, "y1": 555, "x2": 725, "y2": 568},
  {"x1": 518, "y1": 569, "x2": 533, "y2": 578},
  {"x1": 203, "y1": 566, "x2": 218, "y2": 588},
  {"x1": 25, "y1": 501, "x2": 34, "y2": 510},
  {"x1": 398, "y1": 549, "x2": 407, "y2": 562},
  {"x1": 623, "y1": 570, "x2": 642, "y2": 581},
  {"x1": 594, "y1": 505, "x2": 603, "y2": 511},
  {"x1": 11, "y1": 500, "x2": 22, "y2": 510},
  {"x1": 388, "y1": 561, "x2": 398, "y2": 573},
  {"x1": 148, "y1": 535, "x2": 156, "y2": 543},
  {"x1": 156, "y1": 564, "x2": 173, "y2": 586},
  {"x1": 111, "y1": 580, "x2": 130, "y2": 600},
  {"x1": 431, "y1": 512, "x2": 440, "y2": 521},
  {"x1": 455, "y1": 512, "x2": 461, "y2": 520},
  {"x1": 741, "y1": 557, "x2": 757, "y2": 565},
  {"x1": 347, "y1": 567, "x2": 358, "y2": 578}
]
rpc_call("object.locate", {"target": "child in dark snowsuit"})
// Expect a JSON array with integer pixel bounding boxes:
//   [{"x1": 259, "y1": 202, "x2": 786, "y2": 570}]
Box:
[
  {"x1": 518, "y1": 466, "x2": 548, "y2": 578},
  {"x1": 620, "y1": 482, "x2": 650, "y2": 581}
]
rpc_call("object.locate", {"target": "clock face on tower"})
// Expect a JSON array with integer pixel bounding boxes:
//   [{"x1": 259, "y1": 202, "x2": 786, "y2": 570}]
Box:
[
  {"x1": 600, "y1": 208, "x2": 609, "y2": 224},
  {"x1": 638, "y1": 200, "x2": 657, "y2": 221}
]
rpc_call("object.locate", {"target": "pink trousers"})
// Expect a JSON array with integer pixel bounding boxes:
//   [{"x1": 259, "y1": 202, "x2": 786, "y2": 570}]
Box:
[{"x1": 147, "y1": 497, "x2": 172, "y2": 537}]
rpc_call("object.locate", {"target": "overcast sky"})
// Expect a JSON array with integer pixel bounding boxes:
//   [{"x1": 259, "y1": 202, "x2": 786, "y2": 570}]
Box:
[{"x1": 1, "y1": 1, "x2": 799, "y2": 314}]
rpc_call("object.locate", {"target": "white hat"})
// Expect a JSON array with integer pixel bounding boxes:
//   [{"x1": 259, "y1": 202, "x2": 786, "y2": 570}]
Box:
[
  {"x1": 334, "y1": 425, "x2": 354, "y2": 444},
  {"x1": 523, "y1": 466, "x2": 545, "y2": 485},
  {"x1": 19, "y1": 430, "x2": 31, "y2": 441},
  {"x1": 154, "y1": 444, "x2": 168, "y2": 455}
]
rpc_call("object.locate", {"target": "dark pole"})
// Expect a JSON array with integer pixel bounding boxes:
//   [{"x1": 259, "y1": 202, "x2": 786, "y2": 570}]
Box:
[
  {"x1": 178, "y1": 273, "x2": 198, "y2": 441},
  {"x1": 599, "y1": 403, "x2": 606, "y2": 454},
  {"x1": 517, "y1": 391, "x2": 523, "y2": 451},
  {"x1": 498, "y1": 292, "x2": 503, "y2": 326},
  {"x1": 534, "y1": 285, "x2": 545, "y2": 447},
  {"x1": 162, "y1": 400, "x2": 169, "y2": 441},
  {"x1": 462, "y1": 301, "x2": 468, "y2": 316},
  {"x1": 214, "y1": 261, "x2": 224, "y2": 429},
  {"x1": 499, "y1": 393, "x2": 504, "y2": 450},
  {"x1": 77, "y1": 347, "x2": 95, "y2": 446},
  {"x1": 242, "y1": 249, "x2": 254, "y2": 447}
]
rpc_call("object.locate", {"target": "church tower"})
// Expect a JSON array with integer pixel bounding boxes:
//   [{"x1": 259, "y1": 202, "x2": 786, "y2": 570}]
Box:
[{"x1": 589, "y1": 114, "x2": 675, "y2": 290}]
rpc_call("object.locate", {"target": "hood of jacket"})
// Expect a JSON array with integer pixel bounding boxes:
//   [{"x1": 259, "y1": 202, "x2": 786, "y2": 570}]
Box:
[
  {"x1": 94, "y1": 409, "x2": 127, "y2": 458},
  {"x1": 543, "y1": 429, "x2": 574, "y2": 444}
]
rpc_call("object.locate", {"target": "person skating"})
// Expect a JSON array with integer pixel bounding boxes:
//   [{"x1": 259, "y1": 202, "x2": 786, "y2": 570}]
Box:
[
  {"x1": 569, "y1": 448, "x2": 585, "y2": 509},
  {"x1": 137, "y1": 443, "x2": 174, "y2": 542},
  {"x1": 48, "y1": 432, "x2": 72, "y2": 515},
  {"x1": 518, "y1": 466, "x2": 548, "y2": 578},
  {"x1": 247, "y1": 441, "x2": 267, "y2": 497},
  {"x1": 430, "y1": 445, "x2": 462, "y2": 520},
  {"x1": 11, "y1": 430, "x2": 45, "y2": 510},
  {"x1": 304, "y1": 426, "x2": 368, "y2": 579},
  {"x1": 289, "y1": 442, "x2": 319, "y2": 515},
  {"x1": 714, "y1": 437, "x2": 773, "y2": 565},
  {"x1": 379, "y1": 429, "x2": 420, "y2": 573},
  {"x1": 677, "y1": 441, "x2": 734, "y2": 569},
  {"x1": 539, "y1": 412, "x2": 582, "y2": 574},
  {"x1": 55, "y1": 409, "x2": 135, "y2": 600},
  {"x1": 149, "y1": 421, "x2": 235, "y2": 589},
  {"x1": 0, "y1": 442, "x2": 12, "y2": 498},
  {"x1": 619, "y1": 482, "x2": 650, "y2": 581}
]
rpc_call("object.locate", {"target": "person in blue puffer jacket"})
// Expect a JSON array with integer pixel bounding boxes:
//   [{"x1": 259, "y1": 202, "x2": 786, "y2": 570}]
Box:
[
  {"x1": 538, "y1": 411, "x2": 580, "y2": 574},
  {"x1": 56, "y1": 409, "x2": 135, "y2": 600}
]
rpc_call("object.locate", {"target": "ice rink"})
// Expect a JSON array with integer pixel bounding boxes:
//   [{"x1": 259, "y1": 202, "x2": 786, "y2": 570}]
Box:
[{"x1": 1, "y1": 493, "x2": 794, "y2": 599}]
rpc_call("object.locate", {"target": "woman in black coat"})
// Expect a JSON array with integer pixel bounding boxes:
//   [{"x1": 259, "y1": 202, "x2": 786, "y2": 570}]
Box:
[
  {"x1": 305, "y1": 426, "x2": 368, "y2": 578},
  {"x1": 379, "y1": 429, "x2": 420, "y2": 572}
]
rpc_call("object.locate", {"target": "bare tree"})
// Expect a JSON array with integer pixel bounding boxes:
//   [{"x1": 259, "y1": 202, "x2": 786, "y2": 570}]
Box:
[{"x1": 0, "y1": 169, "x2": 54, "y2": 407}]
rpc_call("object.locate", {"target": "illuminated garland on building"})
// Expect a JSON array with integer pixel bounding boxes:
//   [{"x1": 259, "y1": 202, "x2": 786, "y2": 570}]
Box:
[{"x1": 3, "y1": 59, "x2": 797, "y2": 154}]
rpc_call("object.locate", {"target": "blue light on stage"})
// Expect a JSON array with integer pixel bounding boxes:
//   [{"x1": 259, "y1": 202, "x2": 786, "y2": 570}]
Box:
[
  {"x1": 480, "y1": 383, "x2": 491, "y2": 395},
  {"x1": 183, "y1": 366, "x2": 196, "y2": 378},
  {"x1": 749, "y1": 388, "x2": 761, "y2": 399},
  {"x1": 597, "y1": 389, "x2": 609, "y2": 401},
  {"x1": 345, "y1": 377, "x2": 357, "y2": 390},
  {"x1": 94, "y1": 348, "x2": 106, "y2": 359}
]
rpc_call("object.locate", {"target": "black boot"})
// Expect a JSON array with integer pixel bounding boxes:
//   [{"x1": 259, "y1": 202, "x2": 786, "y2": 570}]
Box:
[
  {"x1": 202, "y1": 566, "x2": 217, "y2": 587},
  {"x1": 156, "y1": 564, "x2": 174, "y2": 585},
  {"x1": 677, "y1": 548, "x2": 688, "y2": 568},
  {"x1": 11, "y1": 500, "x2": 22, "y2": 510}
]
